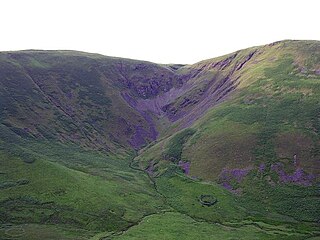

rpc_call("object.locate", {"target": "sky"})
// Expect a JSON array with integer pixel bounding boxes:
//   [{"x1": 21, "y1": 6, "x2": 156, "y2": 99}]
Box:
[{"x1": 1, "y1": 0, "x2": 319, "y2": 64}]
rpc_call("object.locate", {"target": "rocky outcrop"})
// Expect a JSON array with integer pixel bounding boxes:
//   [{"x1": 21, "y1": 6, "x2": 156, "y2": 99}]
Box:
[{"x1": 120, "y1": 50, "x2": 259, "y2": 141}]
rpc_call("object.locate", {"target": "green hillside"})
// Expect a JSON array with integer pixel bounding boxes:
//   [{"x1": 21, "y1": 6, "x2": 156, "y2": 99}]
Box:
[
  {"x1": 0, "y1": 40, "x2": 319, "y2": 239},
  {"x1": 138, "y1": 40, "x2": 320, "y2": 182},
  {"x1": 135, "y1": 40, "x2": 320, "y2": 239}
]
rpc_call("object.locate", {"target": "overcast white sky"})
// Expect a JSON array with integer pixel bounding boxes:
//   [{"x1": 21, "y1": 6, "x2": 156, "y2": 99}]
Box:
[{"x1": 1, "y1": 0, "x2": 319, "y2": 64}]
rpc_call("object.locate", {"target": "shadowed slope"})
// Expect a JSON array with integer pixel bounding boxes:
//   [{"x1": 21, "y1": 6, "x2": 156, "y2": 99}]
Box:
[
  {"x1": 0, "y1": 51, "x2": 176, "y2": 150},
  {"x1": 0, "y1": 47, "x2": 246, "y2": 150}
]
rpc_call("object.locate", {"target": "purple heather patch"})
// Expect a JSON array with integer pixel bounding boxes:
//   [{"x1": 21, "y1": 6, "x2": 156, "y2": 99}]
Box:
[
  {"x1": 271, "y1": 162, "x2": 315, "y2": 186},
  {"x1": 220, "y1": 168, "x2": 252, "y2": 183},
  {"x1": 315, "y1": 69, "x2": 320, "y2": 75},
  {"x1": 221, "y1": 182, "x2": 243, "y2": 194},
  {"x1": 258, "y1": 163, "x2": 266, "y2": 173},
  {"x1": 219, "y1": 167, "x2": 252, "y2": 193},
  {"x1": 178, "y1": 161, "x2": 190, "y2": 174},
  {"x1": 221, "y1": 182, "x2": 233, "y2": 191}
]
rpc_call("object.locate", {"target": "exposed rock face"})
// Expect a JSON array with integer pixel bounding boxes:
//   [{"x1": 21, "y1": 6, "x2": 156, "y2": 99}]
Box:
[
  {"x1": 115, "y1": 61, "x2": 177, "y2": 99},
  {"x1": 120, "y1": 50, "x2": 259, "y2": 133},
  {"x1": 121, "y1": 92, "x2": 158, "y2": 149}
]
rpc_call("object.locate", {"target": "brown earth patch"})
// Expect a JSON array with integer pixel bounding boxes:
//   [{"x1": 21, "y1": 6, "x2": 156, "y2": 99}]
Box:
[
  {"x1": 184, "y1": 130, "x2": 256, "y2": 181},
  {"x1": 275, "y1": 132, "x2": 320, "y2": 176}
]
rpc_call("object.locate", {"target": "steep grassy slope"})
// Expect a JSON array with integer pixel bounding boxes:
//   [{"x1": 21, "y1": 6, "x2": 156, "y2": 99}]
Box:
[
  {"x1": 0, "y1": 50, "x2": 178, "y2": 151},
  {"x1": 0, "y1": 142, "x2": 169, "y2": 239},
  {"x1": 185, "y1": 40, "x2": 320, "y2": 181},
  {"x1": 138, "y1": 40, "x2": 320, "y2": 179}
]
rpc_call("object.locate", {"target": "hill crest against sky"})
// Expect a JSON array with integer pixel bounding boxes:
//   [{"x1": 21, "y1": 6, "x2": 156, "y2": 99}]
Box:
[{"x1": 0, "y1": 40, "x2": 319, "y2": 239}]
